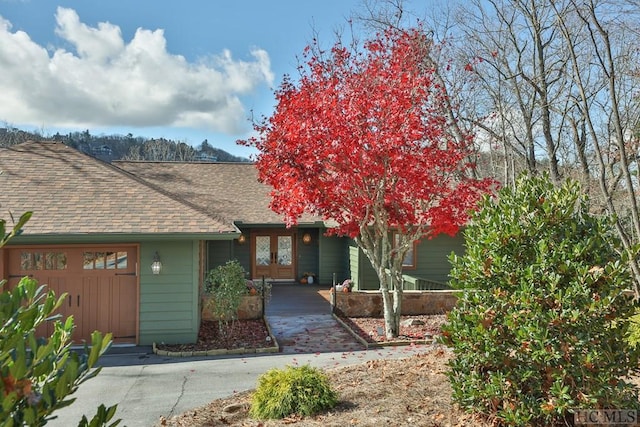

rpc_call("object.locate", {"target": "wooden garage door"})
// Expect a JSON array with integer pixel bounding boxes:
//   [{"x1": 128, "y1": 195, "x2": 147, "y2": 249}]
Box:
[{"x1": 6, "y1": 245, "x2": 138, "y2": 344}]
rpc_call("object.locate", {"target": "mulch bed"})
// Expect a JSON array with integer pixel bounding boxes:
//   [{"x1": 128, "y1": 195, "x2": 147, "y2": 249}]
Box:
[
  {"x1": 155, "y1": 319, "x2": 271, "y2": 353},
  {"x1": 155, "y1": 315, "x2": 448, "y2": 353}
]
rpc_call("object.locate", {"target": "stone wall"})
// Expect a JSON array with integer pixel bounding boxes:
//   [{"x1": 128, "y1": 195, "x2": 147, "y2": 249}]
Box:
[
  {"x1": 331, "y1": 290, "x2": 459, "y2": 317},
  {"x1": 202, "y1": 295, "x2": 263, "y2": 321}
]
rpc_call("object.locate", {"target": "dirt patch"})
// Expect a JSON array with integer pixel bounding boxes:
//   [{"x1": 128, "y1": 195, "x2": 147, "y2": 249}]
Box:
[
  {"x1": 155, "y1": 316, "x2": 492, "y2": 426},
  {"x1": 155, "y1": 348, "x2": 491, "y2": 427}
]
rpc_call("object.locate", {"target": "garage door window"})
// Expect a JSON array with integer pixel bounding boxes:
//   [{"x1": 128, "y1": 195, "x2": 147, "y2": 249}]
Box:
[
  {"x1": 83, "y1": 251, "x2": 128, "y2": 270},
  {"x1": 20, "y1": 252, "x2": 67, "y2": 270}
]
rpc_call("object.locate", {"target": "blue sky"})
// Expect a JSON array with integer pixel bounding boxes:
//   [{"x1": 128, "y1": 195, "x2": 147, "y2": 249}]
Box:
[{"x1": 0, "y1": 0, "x2": 366, "y2": 157}]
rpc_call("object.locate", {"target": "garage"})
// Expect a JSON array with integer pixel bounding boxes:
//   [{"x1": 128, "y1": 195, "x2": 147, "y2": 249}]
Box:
[{"x1": 5, "y1": 245, "x2": 138, "y2": 344}]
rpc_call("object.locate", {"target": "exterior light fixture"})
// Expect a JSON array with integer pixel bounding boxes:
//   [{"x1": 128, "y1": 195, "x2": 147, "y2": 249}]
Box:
[
  {"x1": 302, "y1": 233, "x2": 312, "y2": 245},
  {"x1": 238, "y1": 234, "x2": 246, "y2": 244},
  {"x1": 151, "y1": 251, "x2": 162, "y2": 275}
]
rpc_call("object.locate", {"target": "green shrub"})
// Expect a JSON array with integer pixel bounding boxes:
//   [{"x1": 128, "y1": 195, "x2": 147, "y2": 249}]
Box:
[
  {"x1": 442, "y1": 175, "x2": 640, "y2": 426},
  {"x1": 250, "y1": 365, "x2": 338, "y2": 420},
  {"x1": 628, "y1": 309, "x2": 640, "y2": 348},
  {"x1": 0, "y1": 212, "x2": 119, "y2": 426},
  {"x1": 204, "y1": 260, "x2": 249, "y2": 330}
]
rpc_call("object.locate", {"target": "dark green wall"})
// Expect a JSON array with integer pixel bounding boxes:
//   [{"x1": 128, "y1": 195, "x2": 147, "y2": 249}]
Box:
[
  {"x1": 297, "y1": 229, "x2": 319, "y2": 282},
  {"x1": 207, "y1": 239, "x2": 250, "y2": 276},
  {"x1": 349, "y1": 233, "x2": 465, "y2": 290},
  {"x1": 411, "y1": 233, "x2": 464, "y2": 283},
  {"x1": 318, "y1": 233, "x2": 349, "y2": 286}
]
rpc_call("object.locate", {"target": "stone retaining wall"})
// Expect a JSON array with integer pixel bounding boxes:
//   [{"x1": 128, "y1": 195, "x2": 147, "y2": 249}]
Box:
[
  {"x1": 331, "y1": 290, "x2": 459, "y2": 317},
  {"x1": 201, "y1": 295, "x2": 263, "y2": 321}
]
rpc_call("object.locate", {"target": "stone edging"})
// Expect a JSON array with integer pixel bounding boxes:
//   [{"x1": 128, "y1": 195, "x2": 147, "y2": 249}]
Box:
[
  {"x1": 152, "y1": 316, "x2": 280, "y2": 358},
  {"x1": 332, "y1": 313, "x2": 438, "y2": 349}
]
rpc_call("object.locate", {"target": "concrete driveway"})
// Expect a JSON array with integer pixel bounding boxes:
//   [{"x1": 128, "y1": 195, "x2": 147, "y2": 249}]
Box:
[{"x1": 48, "y1": 284, "x2": 436, "y2": 427}]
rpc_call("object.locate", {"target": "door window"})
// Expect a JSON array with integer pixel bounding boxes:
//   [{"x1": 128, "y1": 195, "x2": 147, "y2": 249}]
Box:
[
  {"x1": 277, "y1": 236, "x2": 292, "y2": 265},
  {"x1": 83, "y1": 251, "x2": 129, "y2": 270},
  {"x1": 255, "y1": 236, "x2": 271, "y2": 266}
]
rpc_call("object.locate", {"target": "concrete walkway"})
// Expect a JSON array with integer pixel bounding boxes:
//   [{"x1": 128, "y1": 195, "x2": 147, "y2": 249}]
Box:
[
  {"x1": 265, "y1": 283, "x2": 365, "y2": 353},
  {"x1": 48, "y1": 283, "x2": 436, "y2": 427}
]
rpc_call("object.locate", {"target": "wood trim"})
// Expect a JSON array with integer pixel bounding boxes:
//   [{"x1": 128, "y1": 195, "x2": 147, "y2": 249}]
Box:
[{"x1": 249, "y1": 229, "x2": 297, "y2": 280}]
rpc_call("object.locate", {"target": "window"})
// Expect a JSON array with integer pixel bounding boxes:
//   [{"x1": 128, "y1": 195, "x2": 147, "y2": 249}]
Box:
[
  {"x1": 393, "y1": 233, "x2": 417, "y2": 269},
  {"x1": 20, "y1": 251, "x2": 67, "y2": 270},
  {"x1": 83, "y1": 251, "x2": 128, "y2": 270}
]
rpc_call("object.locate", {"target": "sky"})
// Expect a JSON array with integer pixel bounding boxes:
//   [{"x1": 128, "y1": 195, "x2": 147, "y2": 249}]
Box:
[{"x1": 0, "y1": 0, "x2": 365, "y2": 157}]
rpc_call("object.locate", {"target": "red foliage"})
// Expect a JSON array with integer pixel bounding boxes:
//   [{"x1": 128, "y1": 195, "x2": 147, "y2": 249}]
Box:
[{"x1": 243, "y1": 27, "x2": 494, "y2": 239}]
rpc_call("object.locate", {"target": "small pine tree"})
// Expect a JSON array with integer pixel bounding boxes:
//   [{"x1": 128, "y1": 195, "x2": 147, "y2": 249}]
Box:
[{"x1": 442, "y1": 175, "x2": 640, "y2": 426}]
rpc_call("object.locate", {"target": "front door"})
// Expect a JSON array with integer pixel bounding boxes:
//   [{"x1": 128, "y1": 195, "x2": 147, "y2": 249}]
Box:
[{"x1": 252, "y1": 231, "x2": 295, "y2": 280}]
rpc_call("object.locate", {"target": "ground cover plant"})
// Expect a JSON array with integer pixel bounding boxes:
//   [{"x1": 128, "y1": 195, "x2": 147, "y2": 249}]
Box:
[{"x1": 443, "y1": 174, "x2": 640, "y2": 425}]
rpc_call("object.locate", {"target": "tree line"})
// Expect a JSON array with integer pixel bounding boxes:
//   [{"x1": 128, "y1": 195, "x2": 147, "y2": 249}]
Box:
[{"x1": 0, "y1": 125, "x2": 249, "y2": 163}]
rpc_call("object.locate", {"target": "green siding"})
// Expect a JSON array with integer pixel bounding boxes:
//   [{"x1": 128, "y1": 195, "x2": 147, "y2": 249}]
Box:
[
  {"x1": 318, "y1": 234, "x2": 349, "y2": 286},
  {"x1": 297, "y1": 229, "x2": 319, "y2": 282},
  {"x1": 349, "y1": 243, "x2": 379, "y2": 290},
  {"x1": 138, "y1": 240, "x2": 200, "y2": 345},
  {"x1": 357, "y1": 247, "x2": 379, "y2": 290},
  {"x1": 347, "y1": 233, "x2": 464, "y2": 290},
  {"x1": 207, "y1": 239, "x2": 251, "y2": 275},
  {"x1": 410, "y1": 233, "x2": 464, "y2": 284}
]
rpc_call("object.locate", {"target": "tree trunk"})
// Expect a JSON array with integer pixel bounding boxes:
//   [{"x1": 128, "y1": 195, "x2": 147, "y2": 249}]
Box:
[{"x1": 377, "y1": 266, "x2": 401, "y2": 339}]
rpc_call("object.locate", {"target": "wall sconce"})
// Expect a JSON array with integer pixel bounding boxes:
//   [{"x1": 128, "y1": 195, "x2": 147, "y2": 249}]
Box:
[
  {"x1": 151, "y1": 251, "x2": 162, "y2": 275},
  {"x1": 238, "y1": 234, "x2": 246, "y2": 244},
  {"x1": 302, "y1": 233, "x2": 312, "y2": 245}
]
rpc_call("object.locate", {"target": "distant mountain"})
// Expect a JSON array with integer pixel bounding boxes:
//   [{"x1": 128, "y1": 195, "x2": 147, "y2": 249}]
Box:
[{"x1": 0, "y1": 126, "x2": 250, "y2": 163}]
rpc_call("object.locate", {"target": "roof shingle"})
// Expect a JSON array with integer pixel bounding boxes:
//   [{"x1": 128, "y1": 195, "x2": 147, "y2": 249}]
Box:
[
  {"x1": 0, "y1": 142, "x2": 234, "y2": 235},
  {"x1": 114, "y1": 161, "x2": 322, "y2": 226}
]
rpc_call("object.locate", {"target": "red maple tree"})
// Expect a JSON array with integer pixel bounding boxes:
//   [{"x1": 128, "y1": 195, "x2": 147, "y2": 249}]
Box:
[{"x1": 243, "y1": 27, "x2": 495, "y2": 338}]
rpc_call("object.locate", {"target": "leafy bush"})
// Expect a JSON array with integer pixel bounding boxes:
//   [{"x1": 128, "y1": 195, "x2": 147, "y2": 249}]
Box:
[
  {"x1": 628, "y1": 309, "x2": 640, "y2": 348},
  {"x1": 203, "y1": 260, "x2": 249, "y2": 329},
  {"x1": 442, "y1": 175, "x2": 640, "y2": 426},
  {"x1": 250, "y1": 365, "x2": 338, "y2": 420},
  {"x1": 0, "y1": 212, "x2": 119, "y2": 426}
]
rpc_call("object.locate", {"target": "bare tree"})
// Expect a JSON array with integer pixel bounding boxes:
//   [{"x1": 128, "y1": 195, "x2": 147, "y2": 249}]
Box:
[
  {"x1": 359, "y1": 0, "x2": 640, "y2": 294},
  {"x1": 551, "y1": 0, "x2": 640, "y2": 295}
]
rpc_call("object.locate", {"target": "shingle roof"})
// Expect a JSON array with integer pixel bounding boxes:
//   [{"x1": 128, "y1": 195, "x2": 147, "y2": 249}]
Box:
[
  {"x1": 114, "y1": 161, "x2": 322, "y2": 226},
  {"x1": 0, "y1": 141, "x2": 234, "y2": 235}
]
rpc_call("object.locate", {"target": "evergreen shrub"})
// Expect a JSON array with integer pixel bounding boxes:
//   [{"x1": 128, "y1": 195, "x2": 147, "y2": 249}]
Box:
[
  {"x1": 250, "y1": 365, "x2": 338, "y2": 420},
  {"x1": 442, "y1": 175, "x2": 640, "y2": 426}
]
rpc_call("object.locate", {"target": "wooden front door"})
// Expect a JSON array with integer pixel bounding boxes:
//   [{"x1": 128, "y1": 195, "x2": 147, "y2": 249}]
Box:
[
  {"x1": 5, "y1": 245, "x2": 138, "y2": 344},
  {"x1": 252, "y1": 231, "x2": 295, "y2": 280}
]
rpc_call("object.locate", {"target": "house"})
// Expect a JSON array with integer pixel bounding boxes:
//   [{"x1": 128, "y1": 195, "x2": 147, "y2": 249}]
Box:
[{"x1": 0, "y1": 141, "x2": 462, "y2": 345}]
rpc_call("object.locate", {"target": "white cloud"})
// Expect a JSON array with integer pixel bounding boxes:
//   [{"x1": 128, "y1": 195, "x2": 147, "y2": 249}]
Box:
[{"x1": 0, "y1": 7, "x2": 274, "y2": 134}]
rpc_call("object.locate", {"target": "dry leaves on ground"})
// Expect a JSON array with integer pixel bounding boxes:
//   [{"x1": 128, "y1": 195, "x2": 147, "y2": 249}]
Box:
[
  {"x1": 337, "y1": 314, "x2": 448, "y2": 344},
  {"x1": 155, "y1": 319, "x2": 272, "y2": 353},
  {"x1": 156, "y1": 348, "x2": 491, "y2": 427},
  {"x1": 155, "y1": 315, "x2": 448, "y2": 353}
]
